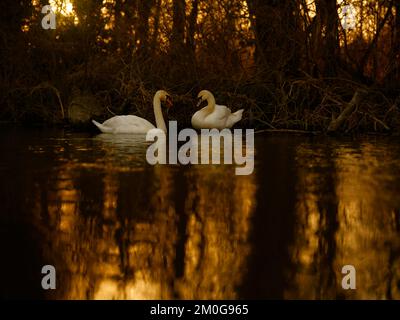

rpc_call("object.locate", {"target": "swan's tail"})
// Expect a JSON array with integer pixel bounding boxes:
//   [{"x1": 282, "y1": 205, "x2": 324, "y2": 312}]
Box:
[
  {"x1": 92, "y1": 120, "x2": 114, "y2": 133},
  {"x1": 228, "y1": 109, "x2": 244, "y2": 128}
]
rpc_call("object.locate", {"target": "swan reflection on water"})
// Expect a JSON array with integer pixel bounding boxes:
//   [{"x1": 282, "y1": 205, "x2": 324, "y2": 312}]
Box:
[
  {"x1": 94, "y1": 133, "x2": 150, "y2": 153},
  {"x1": 92, "y1": 132, "x2": 164, "y2": 171}
]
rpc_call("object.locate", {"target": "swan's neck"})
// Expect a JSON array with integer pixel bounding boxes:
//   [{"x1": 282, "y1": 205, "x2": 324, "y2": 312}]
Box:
[
  {"x1": 153, "y1": 94, "x2": 167, "y2": 133},
  {"x1": 205, "y1": 94, "x2": 216, "y2": 113}
]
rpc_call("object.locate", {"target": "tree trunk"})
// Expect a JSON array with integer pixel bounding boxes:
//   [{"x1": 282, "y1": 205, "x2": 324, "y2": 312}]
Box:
[
  {"x1": 187, "y1": 0, "x2": 198, "y2": 53},
  {"x1": 358, "y1": 2, "x2": 393, "y2": 78},
  {"x1": 171, "y1": 0, "x2": 186, "y2": 52},
  {"x1": 393, "y1": 0, "x2": 400, "y2": 80},
  {"x1": 385, "y1": 0, "x2": 400, "y2": 85},
  {"x1": 137, "y1": 0, "x2": 153, "y2": 55},
  {"x1": 315, "y1": 0, "x2": 339, "y2": 76},
  {"x1": 150, "y1": 0, "x2": 162, "y2": 53},
  {"x1": 396, "y1": 1, "x2": 400, "y2": 47},
  {"x1": 246, "y1": 0, "x2": 299, "y2": 75}
]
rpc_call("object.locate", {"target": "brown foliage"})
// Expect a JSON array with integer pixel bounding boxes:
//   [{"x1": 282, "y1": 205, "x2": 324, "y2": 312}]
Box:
[{"x1": 0, "y1": 0, "x2": 399, "y2": 133}]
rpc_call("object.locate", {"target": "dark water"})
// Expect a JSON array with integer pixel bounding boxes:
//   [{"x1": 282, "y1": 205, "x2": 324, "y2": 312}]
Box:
[{"x1": 0, "y1": 128, "x2": 399, "y2": 300}]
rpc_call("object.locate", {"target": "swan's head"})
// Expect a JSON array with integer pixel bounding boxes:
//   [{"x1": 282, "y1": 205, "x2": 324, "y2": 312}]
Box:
[
  {"x1": 197, "y1": 90, "x2": 214, "y2": 107},
  {"x1": 156, "y1": 90, "x2": 173, "y2": 108}
]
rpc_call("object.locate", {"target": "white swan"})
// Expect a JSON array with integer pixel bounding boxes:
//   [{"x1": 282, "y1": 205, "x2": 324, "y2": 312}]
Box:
[
  {"x1": 191, "y1": 90, "x2": 244, "y2": 130},
  {"x1": 92, "y1": 90, "x2": 172, "y2": 134}
]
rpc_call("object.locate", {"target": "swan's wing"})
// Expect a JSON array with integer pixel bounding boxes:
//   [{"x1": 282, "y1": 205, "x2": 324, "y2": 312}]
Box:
[
  {"x1": 101, "y1": 115, "x2": 156, "y2": 133},
  {"x1": 217, "y1": 104, "x2": 232, "y2": 115},
  {"x1": 198, "y1": 105, "x2": 231, "y2": 129},
  {"x1": 207, "y1": 104, "x2": 232, "y2": 121},
  {"x1": 193, "y1": 105, "x2": 235, "y2": 129},
  {"x1": 102, "y1": 115, "x2": 152, "y2": 127}
]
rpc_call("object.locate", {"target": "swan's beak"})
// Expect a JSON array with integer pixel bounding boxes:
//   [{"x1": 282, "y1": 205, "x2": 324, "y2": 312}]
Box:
[
  {"x1": 196, "y1": 98, "x2": 203, "y2": 107},
  {"x1": 166, "y1": 96, "x2": 173, "y2": 108}
]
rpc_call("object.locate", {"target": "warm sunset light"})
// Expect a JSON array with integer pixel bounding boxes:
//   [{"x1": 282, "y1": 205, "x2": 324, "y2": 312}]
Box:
[
  {"x1": 1, "y1": 0, "x2": 400, "y2": 307},
  {"x1": 49, "y1": 0, "x2": 74, "y2": 16}
]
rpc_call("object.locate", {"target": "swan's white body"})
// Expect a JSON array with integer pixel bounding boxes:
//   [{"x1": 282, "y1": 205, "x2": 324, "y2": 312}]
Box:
[
  {"x1": 92, "y1": 90, "x2": 170, "y2": 134},
  {"x1": 191, "y1": 90, "x2": 244, "y2": 130},
  {"x1": 92, "y1": 115, "x2": 156, "y2": 134}
]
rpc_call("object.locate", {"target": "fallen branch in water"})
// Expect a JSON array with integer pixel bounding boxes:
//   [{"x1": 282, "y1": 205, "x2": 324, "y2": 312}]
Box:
[
  {"x1": 367, "y1": 113, "x2": 390, "y2": 131},
  {"x1": 327, "y1": 89, "x2": 367, "y2": 133}
]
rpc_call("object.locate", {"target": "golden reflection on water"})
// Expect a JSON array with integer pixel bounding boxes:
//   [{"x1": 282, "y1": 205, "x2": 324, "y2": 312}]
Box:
[
  {"x1": 287, "y1": 141, "x2": 400, "y2": 299},
  {"x1": 177, "y1": 168, "x2": 255, "y2": 299},
  {"x1": 8, "y1": 132, "x2": 400, "y2": 299},
  {"x1": 33, "y1": 134, "x2": 255, "y2": 300}
]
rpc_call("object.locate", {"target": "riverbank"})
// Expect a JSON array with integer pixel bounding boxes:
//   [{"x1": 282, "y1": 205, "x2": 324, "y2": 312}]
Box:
[
  {"x1": 1, "y1": 121, "x2": 399, "y2": 137},
  {"x1": 1, "y1": 81, "x2": 399, "y2": 135}
]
